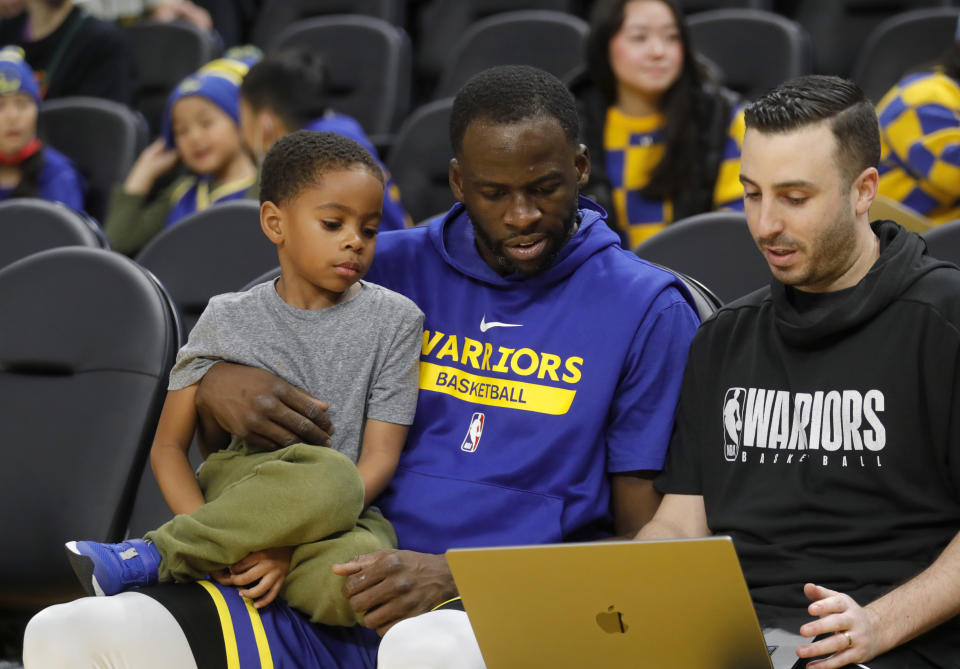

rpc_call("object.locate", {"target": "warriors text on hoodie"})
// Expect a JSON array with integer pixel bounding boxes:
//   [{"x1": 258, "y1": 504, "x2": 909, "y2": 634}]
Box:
[{"x1": 367, "y1": 197, "x2": 701, "y2": 552}]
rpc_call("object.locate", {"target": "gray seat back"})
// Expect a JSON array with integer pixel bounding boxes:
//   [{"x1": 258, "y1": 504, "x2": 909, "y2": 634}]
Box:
[
  {"x1": 0, "y1": 198, "x2": 106, "y2": 272},
  {"x1": 634, "y1": 210, "x2": 770, "y2": 303},
  {"x1": 687, "y1": 9, "x2": 812, "y2": 100},
  {"x1": 434, "y1": 10, "x2": 588, "y2": 98},
  {"x1": 271, "y1": 15, "x2": 412, "y2": 136},
  {"x1": 387, "y1": 98, "x2": 456, "y2": 223},
  {"x1": 39, "y1": 97, "x2": 148, "y2": 222},
  {"x1": 0, "y1": 247, "x2": 179, "y2": 608},
  {"x1": 922, "y1": 219, "x2": 960, "y2": 266},
  {"x1": 135, "y1": 200, "x2": 276, "y2": 337},
  {"x1": 850, "y1": 7, "x2": 960, "y2": 103}
]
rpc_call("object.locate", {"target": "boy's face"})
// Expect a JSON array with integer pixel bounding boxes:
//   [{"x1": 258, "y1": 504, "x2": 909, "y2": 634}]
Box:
[
  {"x1": 266, "y1": 166, "x2": 383, "y2": 309},
  {"x1": 0, "y1": 92, "x2": 37, "y2": 155},
  {"x1": 171, "y1": 96, "x2": 244, "y2": 177}
]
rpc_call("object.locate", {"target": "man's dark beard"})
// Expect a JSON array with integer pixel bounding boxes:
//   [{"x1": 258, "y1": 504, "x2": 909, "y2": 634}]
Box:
[{"x1": 469, "y1": 198, "x2": 580, "y2": 276}]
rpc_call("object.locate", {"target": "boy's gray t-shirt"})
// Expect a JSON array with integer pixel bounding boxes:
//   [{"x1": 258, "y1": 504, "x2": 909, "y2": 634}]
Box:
[{"x1": 168, "y1": 279, "x2": 424, "y2": 463}]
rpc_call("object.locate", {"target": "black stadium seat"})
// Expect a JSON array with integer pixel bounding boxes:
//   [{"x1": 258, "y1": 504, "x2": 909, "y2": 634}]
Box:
[
  {"x1": 433, "y1": 10, "x2": 589, "y2": 98},
  {"x1": 0, "y1": 247, "x2": 179, "y2": 610},
  {"x1": 134, "y1": 199, "x2": 277, "y2": 338},
  {"x1": 633, "y1": 210, "x2": 770, "y2": 303},
  {"x1": 250, "y1": 0, "x2": 406, "y2": 48},
  {"x1": 415, "y1": 0, "x2": 576, "y2": 91},
  {"x1": 270, "y1": 15, "x2": 412, "y2": 138},
  {"x1": 0, "y1": 198, "x2": 106, "y2": 271},
  {"x1": 687, "y1": 8, "x2": 812, "y2": 100},
  {"x1": 793, "y1": 0, "x2": 953, "y2": 80},
  {"x1": 123, "y1": 20, "x2": 219, "y2": 136},
  {"x1": 850, "y1": 7, "x2": 960, "y2": 103},
  {"x1": 39, "y1": 97, "x2": 148, "y2": 223},
  {"x1": 922, "y1": 219, "x2": 960, "y2": 266},
  {"x1": 386, "y1": 98, "x2": 456, "y2": 223}
]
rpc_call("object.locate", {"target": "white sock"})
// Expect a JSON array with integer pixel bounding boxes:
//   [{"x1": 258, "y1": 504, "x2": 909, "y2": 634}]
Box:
[
  {"x1": 23, "y1": 592, "x2": 197, "y2": 669},
  {"x1": 378, "y1": 609, "x2": 486, "y2": 669}
]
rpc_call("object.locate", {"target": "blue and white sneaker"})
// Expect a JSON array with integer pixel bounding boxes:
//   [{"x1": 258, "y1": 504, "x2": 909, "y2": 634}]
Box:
[{"x1": 65, "y1": 538, "x2": 161, "y2": 596}]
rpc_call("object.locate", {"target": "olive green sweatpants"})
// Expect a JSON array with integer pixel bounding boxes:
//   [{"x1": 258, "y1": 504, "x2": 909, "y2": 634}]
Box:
[{"x1": 144, "y1": 443, "x2": 396, "y2": 625}]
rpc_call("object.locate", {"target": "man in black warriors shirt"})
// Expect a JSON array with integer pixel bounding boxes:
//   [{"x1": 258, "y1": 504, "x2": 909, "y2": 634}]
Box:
[{"x1": 638, "y1": 75, "x2": 960, "y2": 668}]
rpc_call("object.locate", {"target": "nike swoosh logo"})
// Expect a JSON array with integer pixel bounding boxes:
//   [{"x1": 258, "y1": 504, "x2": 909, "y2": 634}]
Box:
[{"x1": 480, "y1": 315, "x2": 523, "y2": 333}]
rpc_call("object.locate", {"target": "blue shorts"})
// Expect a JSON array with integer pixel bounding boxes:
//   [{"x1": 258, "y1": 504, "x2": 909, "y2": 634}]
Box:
[{"x1": 140, "y1": 580, "x2": 379, "y2": 668}]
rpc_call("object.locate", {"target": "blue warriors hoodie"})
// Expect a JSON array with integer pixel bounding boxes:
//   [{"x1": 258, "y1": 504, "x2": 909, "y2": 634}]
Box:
[{"x1": 365, "y1": 197, "x2": 700, "y2": 553}]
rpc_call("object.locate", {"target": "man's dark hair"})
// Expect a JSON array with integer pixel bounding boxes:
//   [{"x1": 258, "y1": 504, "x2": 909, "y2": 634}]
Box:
[
  {"x1": 240, "y1": 49, "x2": 329, "y2": 130},
  {"x1": 260, "y1": 130, "x2": 384, "y2": 207},
  {"x1": 745, "y1": 75, "x2": 881, "y2": 185},
  {"x1": 449, "y1": 65, "x2": 580, "y2": 155}
]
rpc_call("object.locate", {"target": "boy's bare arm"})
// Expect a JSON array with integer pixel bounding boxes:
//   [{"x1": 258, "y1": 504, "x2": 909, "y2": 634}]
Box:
[
  {"x1": 150, "y1": 385, "x2": 205, "y2": 516},
  {"x1": 356, "y1": 419, "x2": 408, "y2": 507}
]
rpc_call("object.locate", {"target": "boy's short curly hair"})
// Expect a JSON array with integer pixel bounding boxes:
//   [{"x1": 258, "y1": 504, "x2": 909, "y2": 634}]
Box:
[{"x1": 260, "y1": 130, "x2": 384, "y2": 206}]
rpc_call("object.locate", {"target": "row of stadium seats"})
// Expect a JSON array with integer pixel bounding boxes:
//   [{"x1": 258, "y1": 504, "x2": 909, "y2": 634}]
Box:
[
  {"x1": 5, "y1": 195, "x2": 960, "y2": 322},
  {"x1": 42, "y1": 6, "x2": 960, "y2": 225},
  {"x1": 216, "y1": 0, "x2": 960, "y2": 82},
  {"x1": 124, "y1": 6, "x2": 960, "y2": 139}
]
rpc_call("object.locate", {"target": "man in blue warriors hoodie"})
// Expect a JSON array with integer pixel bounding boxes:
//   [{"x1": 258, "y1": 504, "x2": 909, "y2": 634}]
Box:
[
  {"x1": 640, "y1": 76, "x2": 960, "y2": 668},
  {"x1": 23, "y1": 67, "x2": 700, "y2": 667}
]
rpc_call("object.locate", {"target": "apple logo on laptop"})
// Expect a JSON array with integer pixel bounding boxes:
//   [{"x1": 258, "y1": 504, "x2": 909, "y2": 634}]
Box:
[{"x1": 595, "y1": 605, "x2": 629, "y2": 634}]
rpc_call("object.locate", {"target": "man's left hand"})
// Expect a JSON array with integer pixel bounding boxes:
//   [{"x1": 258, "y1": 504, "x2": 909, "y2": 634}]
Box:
[
  {"x1": 795, "y1": 583, "x2": 885, "y2": 668},
  {"x1": 333, "y1": 550, "x2": 458, "y2": 636}
]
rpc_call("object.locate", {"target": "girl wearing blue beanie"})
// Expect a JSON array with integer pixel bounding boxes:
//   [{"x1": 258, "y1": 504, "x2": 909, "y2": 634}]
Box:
[
  {"x1": 105, "y1": 50, "x2": 259, "y2": 256},
  {"x1": 0, "y1": 46, "x2": 84, "y2": 211}
]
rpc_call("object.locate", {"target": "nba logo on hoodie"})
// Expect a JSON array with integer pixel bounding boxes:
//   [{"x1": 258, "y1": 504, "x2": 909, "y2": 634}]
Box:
[{"x1": 461, "y1": 412, "x2": 485, "y2": 452}]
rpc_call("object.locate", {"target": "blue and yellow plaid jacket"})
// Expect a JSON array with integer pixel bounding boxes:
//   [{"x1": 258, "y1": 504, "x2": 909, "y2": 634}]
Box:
[{"x1": 876, "y1": 69, "x2": 960, "y2": 225}]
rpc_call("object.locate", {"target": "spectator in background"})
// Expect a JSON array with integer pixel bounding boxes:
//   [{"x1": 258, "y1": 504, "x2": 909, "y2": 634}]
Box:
[
  {"x1": 572, "y1": 0, "x2": 745, "y2": 248},
  {"x1": 0, "y1": 0, "x2": 137, "y2": 105},
  {"x1": 104, "y1": 50, "x2": 258, "y2": 255},
  {"x1": 0, "y1": 46, "x2": 84, "y2": 210},
  {"x1": 875, "y1": 19, "x2": 960, "y2": 227},
  {"x1": 239, "y1": 49, "x2": 411, "y2": 230},
  {"x1": 80, "y1": 0, "x2": 212, "y2": 32}
]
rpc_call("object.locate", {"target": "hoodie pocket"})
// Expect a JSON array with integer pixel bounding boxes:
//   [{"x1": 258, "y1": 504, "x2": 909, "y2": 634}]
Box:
[{"x1": 378, "y1": 467, "x2": 566, "y2": 553}]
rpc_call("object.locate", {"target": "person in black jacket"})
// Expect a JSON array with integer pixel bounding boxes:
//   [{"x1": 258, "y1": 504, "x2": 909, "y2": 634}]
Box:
[
  {"x1": 0, "y1": 0, "x2": 137, "y2": 105},
  {"x1": 638, "y1": 74, "x2": 960, "y2": 668}
]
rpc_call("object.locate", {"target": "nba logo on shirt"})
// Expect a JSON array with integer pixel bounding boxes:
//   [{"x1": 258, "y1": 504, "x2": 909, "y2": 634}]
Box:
[
  {"x1": 722, "y1": 388, "x2": 745, "y2": 461},
  {"x1": 461, "y1": 412, "x2": 485, "y2": 453}
]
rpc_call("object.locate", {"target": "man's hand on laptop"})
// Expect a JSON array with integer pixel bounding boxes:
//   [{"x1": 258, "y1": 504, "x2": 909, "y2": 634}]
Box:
[
  {"x1": 795, "y1": 583, "x2": 882, "y2": 668},
  {"x1": 333, "y1": 550, "x2": 459, "y2": 636}
]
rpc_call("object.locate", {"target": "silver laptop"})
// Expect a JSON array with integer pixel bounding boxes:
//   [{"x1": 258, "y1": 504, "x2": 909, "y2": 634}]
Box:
[{"x1": 446, "y1": 536, "x2": 808, "y2": 669}]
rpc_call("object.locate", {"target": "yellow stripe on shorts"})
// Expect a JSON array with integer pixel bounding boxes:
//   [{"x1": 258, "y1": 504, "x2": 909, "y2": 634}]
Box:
[{"x1": 198, "y1": 580, "x2": 242, "y2": 669}]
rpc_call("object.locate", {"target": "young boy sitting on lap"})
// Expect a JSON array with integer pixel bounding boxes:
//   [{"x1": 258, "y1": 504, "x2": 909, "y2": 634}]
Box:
[{"x1": 66, "y1": 130, "x2": 424, "y2": 626}]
